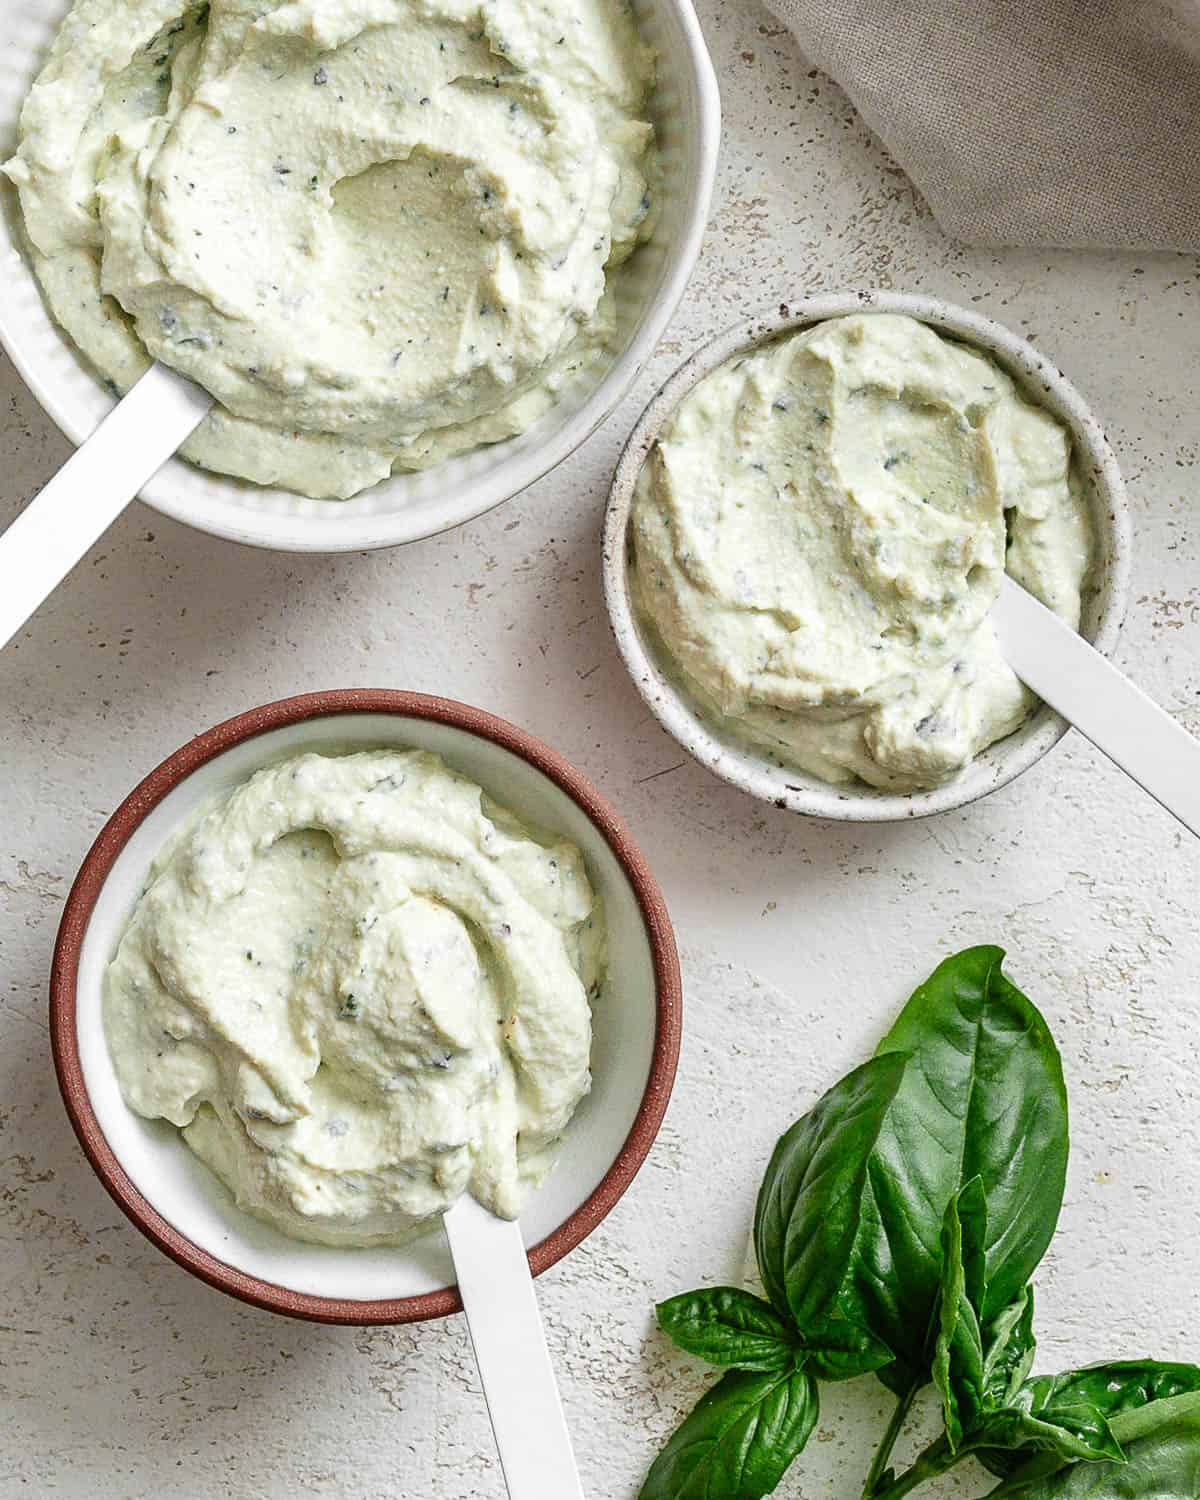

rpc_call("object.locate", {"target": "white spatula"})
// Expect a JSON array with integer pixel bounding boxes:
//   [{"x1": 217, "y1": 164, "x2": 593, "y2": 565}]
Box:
[
  {"x1": 0, "y1": 363, "x2": 211, "y2": 651},
  {"x1": 442, "y1": 1194, "x2": 584, "y2": 1500},
  {"x1": 993, "y1": 574, "x2": 1200, "y2": 838}
]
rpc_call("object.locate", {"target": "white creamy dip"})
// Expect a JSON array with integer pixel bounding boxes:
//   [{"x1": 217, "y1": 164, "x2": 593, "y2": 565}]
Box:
[
  {"x1": 630, "y1": 314, "x2": 1095, "y2": 791},
  {"x1": 103, "y1": 750, "x2": 603, "y2": 1246},
  {"x1": 4, "y1": 0, "x2": 657, "y2": 499}
]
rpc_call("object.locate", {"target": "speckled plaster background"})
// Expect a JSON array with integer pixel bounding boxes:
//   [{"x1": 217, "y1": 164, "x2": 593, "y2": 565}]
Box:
[{"x1": 3, "y1": 2, "x2": 1200, "y2": 1496}]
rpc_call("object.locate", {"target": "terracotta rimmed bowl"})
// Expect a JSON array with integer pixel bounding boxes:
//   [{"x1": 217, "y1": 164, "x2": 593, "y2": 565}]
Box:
[
  {"x1": 50, "y1": 690, "x2": 681, "y2": 1324},
  {"x1": 0, "y1": 0, "x2": 719, "y2": 552},
  {"x1": 603, "y1": 289, "x2": 1132, "y2": 822}
]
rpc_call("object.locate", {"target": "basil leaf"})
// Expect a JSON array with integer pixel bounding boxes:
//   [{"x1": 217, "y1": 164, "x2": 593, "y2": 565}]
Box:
[
  {"x1": 982, "y1": 1287, "x2": 1037, "y2": 1409},
  {"x1": 930, "y1": 1188, "x2": 1038, "y2": 1446},
  {"x1": 935, "y1": 1188, "x2": 1077, "y2": 1465},
  {"x1": 840, "y1": 946, "x2": 1068, "y2": 1391},
  {"x1": 975, "y1": 1399, "x2": 1124, "y2": 1470},
  {"x1": 803, "y1": 1316, "x2": 894, "y2": 1383},
  {"x1": 1025, "y1": 1362, "x2": 1200, "y2": 1423},
  {"x1": 933, "y1": 1179, "x2": 989, "y2": 1449},
  {"x1": 987, "y1": 1391, "x2": 1200, "y2": 1496},
  {"x1": 979, "y1": 1361, "x2": 1200, "y2": 1479},
  {"x1": 639, "y1": 1367, "x2": 819, "y2": 1500},
  {"x1": 657, "y1": 1289, "x2": 798, "y2": 1372},
  {"x1": 754, "y1": 1052, "x2": 907, "y2": 1332}
]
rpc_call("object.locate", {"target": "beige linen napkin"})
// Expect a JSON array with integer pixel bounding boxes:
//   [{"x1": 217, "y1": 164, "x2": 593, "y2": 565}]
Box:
[{"x1": 760, "y1": 0, "x2": 1200, "y2": 250}]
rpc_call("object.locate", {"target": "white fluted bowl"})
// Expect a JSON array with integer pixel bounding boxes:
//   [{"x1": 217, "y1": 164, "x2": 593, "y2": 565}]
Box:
[{"x1": 0, "y1": 1, "x2": 719, "y2": 551}]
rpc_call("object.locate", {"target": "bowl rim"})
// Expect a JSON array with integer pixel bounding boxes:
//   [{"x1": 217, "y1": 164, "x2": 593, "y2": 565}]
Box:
[
  {"x1": 49, "y1": 688, "x2": 683, "y2": 1324},
  {"x1": 0, "y1": 0, "x2": 721, "y2": 553},
  {"x1": 603, "y1": 288, "x2": 1133, "y2": 822}
]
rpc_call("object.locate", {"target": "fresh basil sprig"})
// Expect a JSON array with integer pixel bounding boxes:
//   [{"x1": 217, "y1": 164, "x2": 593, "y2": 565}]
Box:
[
  {"x1": 841, "y1": 945, "x2": 1069, "y2": 1397},
  {"x1": 641, "y1": 947, "x2": 1200, "y2": 1500}
]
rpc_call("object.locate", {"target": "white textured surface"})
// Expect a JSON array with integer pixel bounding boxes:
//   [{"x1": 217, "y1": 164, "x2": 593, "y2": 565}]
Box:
[{"x1": 3, "y1": 2, "x2": 1200, "y2": 1495}]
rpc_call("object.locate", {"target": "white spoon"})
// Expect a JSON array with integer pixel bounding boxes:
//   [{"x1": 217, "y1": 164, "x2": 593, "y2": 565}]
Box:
[
  {"x1": 0, "y1": 363, "x2": 211, "y2": 651},
  {"x1": 442, "y1": 1194, "x2": 584, "y2": 1500},
  {"x1": 993, "y1": 575, "x2": 1200, "y2": 838}
]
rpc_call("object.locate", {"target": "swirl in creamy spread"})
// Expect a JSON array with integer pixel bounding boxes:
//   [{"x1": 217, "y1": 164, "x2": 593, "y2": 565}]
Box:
[
  {"x1": 630, "y1": 314, "x2": 1095, "y2": 791},
  {"x1": 4, "y1": 0, "x2": 657, "y2": 499},
  {"x1": 103, "y1": 750, "x2": 603, "y2": 1246}
]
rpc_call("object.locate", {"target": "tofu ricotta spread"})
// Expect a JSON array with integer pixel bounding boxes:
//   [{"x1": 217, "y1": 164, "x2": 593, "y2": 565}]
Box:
[
  {"x1": 630, "y1": 314, "x2": 1095, "y2": 791},
  {"x1": 103, "y1": 750, "x2": 603, "y2": 1246},
  {"x1": 4, "y1": 0, "x2": 657, "y2": 499}
]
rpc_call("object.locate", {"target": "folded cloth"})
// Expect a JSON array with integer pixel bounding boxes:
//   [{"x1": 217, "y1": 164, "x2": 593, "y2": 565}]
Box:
[{"x1": 760, "y1": 0, "x2": 1200, "y2": 250}]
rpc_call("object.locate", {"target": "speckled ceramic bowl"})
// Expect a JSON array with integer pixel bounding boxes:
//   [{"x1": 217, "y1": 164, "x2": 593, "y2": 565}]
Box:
[
  {"x1": 603, "y1": 290, "x2": 1132, "y2": 821},
  {"x1": 50, "y1": 690, "x2": 681, "y2": 1324},
  {"x1": 0, "y1": 0, "x2": 719, "y2": 551}
]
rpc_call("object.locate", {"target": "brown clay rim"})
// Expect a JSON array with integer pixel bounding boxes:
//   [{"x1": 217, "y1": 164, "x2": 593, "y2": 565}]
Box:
[{"x1": 50, "y1": 689, "x2": 682, "y2": 1326}]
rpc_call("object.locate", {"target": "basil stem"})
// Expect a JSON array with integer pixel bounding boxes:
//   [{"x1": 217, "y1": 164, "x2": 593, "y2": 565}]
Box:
[
  {"x1": 861, "y1": 1381, "x2": 921, "y2": 1499},
  {"x1": 869, "y1": 1436, "x2": 961, "y2": 1500}
]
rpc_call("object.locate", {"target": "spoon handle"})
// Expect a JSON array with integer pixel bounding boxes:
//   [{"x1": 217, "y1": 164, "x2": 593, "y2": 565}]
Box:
[
  {"x1": 994, "y1": 575, "x2": 1200, "y2": 838},
  {"x1": 442, "y1": 1194, "x2": 584, "y2": 1500},
  {"x1": 0, "y1": 363, "x2": 211, "y2": 651}
]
